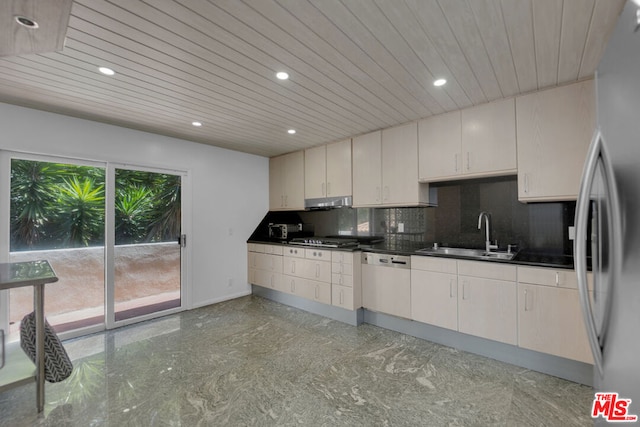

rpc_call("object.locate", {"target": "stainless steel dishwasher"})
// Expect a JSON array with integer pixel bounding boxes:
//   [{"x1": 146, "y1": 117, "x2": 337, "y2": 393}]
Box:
[{"x1": 361, "y1": 252, "x2": 411, "y2": 319}]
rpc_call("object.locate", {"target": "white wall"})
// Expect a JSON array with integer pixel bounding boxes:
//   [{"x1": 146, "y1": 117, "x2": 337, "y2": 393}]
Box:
[{"x1": 0, "y1": 102, "x2": 269, "y2": 308}]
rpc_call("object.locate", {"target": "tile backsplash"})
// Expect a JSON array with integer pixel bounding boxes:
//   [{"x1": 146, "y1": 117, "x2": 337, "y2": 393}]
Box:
[{"x1": 298, "y1": 176, "x2": 575, "y2": 255}]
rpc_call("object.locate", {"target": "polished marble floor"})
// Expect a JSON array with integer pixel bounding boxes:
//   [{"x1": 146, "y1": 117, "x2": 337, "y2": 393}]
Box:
[{"x1": 0, "y1": 295, "x2": 594, "y2": 426}]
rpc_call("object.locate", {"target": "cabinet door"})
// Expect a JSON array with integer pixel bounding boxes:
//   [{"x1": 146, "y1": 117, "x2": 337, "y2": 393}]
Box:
[
  {"x1": 326, "y1": 139, "x2": 352, "y2": 197},
  {"x1": 302, "y1": 260, "x2": 331, "y2": 283},
  {"x1": 304, "y1": 145, "x2": 326, "y2": 199},
  {"x1": 381, "y1": 122, "x2": 419, "y2": 205},
  {"x1": 283, "y1": 151, "x2": 305, "y2": 210},
  {"x1": 352, "y1": 131, "x2": 382, "y2": 206},
  {"x1": 361, "y1": 264, "x2": 411, "y2": 319},
  {"x1": 411, "y1": 270, "x2": 458, "y2": 331},
  {"x1": 518, "y1": 284, "x2": 593, "y2": 364},
  {"x1": 269, "y1": 155, "x2": 284, "y2": 210},
  {"x1": 458, "y1": 276, "x2": 517, "y2": 345},
  {"x1": 332, "y1": 284, "x2": 355, "y2": 310},
  {"x1": 418, "y1": 111, "x2": 461, "y2": 182},
  {"x1": 299, "y1": 280, "x2": 331, "y2": 305},
  {"x1": 516, "y1": 80, "x2": 595, "y2": 201},
  {"x1": 461, "y1": 98, "x2": 516, "y2": 177}
]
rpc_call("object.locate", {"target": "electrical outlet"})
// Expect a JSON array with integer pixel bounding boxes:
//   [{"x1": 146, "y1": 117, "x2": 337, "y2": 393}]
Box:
[{"x1": 568, "y1": 226, "x2": 575, "y2": 240}]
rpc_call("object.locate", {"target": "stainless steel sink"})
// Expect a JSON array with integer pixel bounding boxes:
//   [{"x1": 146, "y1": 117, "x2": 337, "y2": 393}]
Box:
[{"x1": 416, "y1": 246, "x2": 517, "y2": 261}]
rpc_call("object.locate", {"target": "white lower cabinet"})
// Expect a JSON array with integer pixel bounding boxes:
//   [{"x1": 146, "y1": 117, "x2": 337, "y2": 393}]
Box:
[
  {"x1": 517, "y1": 266, "x2": 593, "y2": 363},
  {"x1": 458, "y1": 275, "x2": 518, "y2": 345},
  {"x1": 410, "y1": 256, "x2": 458, "y2": 331},
  {"x1": 457, "y1": 260, "x2": 517, "y2": 345},
  {"x1": 248, "y1": 244, "x2": 283, "y2": 293},
  {"x1": 331, "y1": 251, "x2": 362, "y2": 310}
]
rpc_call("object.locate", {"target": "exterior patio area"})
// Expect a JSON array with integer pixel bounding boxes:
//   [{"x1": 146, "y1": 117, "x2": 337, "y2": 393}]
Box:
[{"x1": 8, "y1": 242, "x2": 180, "y2": 336}]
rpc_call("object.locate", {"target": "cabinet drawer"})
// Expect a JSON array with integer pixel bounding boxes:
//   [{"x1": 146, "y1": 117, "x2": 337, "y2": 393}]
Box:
[
  {"x1": 265, "y1": 245, "x2": 284, "y2": 256},
  {"x1": 332, "y1": 284, "x2": 355, "y2": 310},
  {"x1": 517, "y1": 266, "x2": 577, "y2": 289},
  {"x1": 411, "y1": 255, "x2": 457, "y2": 274},
  {"x1": 332, "y1": 273, "x2": 353, "y2": 287},
  {"x1": 331, "y1": 251, "x2": 354, "y2": 265},
  {"x1": 457, "y1": 260, "x2": 516, "y2": 281},
  {"x1": 284, "y1": 247, "x2": 305, "y2": 258},
  {"x1": 255, "y1": 253, "x2": 283, "y2": 273},
  {"x1": 305, "y1": 248, "x2": 331, "y2": 260},
  {"x1": 331, "y1": 262, "x2": 353, "y2": 275},
  {"x1": 249, "y1": 243, "x2": 266, "y2": 253}
]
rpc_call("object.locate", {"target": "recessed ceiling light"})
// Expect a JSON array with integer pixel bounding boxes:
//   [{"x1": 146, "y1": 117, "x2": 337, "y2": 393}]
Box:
[
  {"x1": 276, "y1": 71, "x2": 289, "y2": 80},
  {"x1": 192, "y1": 121, "x2": 202, "y2": 127},
  {"x1": 433, "y1": 78, "x2": 447, "y2": 87},
  {"x1": 287, "y1": 129, "x2": 296, "y2": 134},
  {"x1": 98, "y1": 67, "x2": 115, "y2": 76},
  {"x1": 14, "y1": 16, "x2": 38, "y2": 29}
]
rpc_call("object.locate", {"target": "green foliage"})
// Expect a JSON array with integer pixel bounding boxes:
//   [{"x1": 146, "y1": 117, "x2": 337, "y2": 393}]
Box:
[
  {"x1": 10, "y1": 159, "x2": 181, "y2": 251},
  {"x1": 54, "y1": 176, "x2": 105, "y2": 247}
]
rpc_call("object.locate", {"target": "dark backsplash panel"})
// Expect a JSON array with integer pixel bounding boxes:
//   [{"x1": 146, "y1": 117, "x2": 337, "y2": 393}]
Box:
[{"x1": 295, "y1": 176, "x2": 576, "y2": 255}]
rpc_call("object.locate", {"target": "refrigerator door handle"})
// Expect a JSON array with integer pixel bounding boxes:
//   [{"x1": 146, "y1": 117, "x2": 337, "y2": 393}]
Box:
[{"x1": 575, "y1": 130, "x2": 605, "y2": 376}]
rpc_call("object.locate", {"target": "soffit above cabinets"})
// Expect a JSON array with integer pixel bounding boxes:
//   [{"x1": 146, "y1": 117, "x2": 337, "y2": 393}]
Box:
[
  {"x1": 0, "y1": 0, "x2": 73, "y2": 57},
  {"x1": 0, "y1": 0, "x2": 625, "y2": 157}
]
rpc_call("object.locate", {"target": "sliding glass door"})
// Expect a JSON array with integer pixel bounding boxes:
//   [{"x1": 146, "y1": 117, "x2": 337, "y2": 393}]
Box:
[
  {"x1": 110, "y1": 166, "x2": 183, "y2": 323},
  {"x1": 7, "y1": 157, "x2": 106, "y2": 335},
  {"x1": 2, "y1": 153, "x2": 187, "y2": 338}
]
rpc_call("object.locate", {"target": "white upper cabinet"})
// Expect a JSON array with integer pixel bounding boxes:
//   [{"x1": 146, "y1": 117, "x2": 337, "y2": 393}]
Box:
[
  {"x1": 381, "y1": 123, "x2": 421, "y2": 205},
  {"x1": 304, "y1": 145, "x2": 326, "y2": 200},
  {"x1": 418, "y1": 110, "x2": 461, "y2": 181},
  {"x1": 325, "y1": 139, "x2": 352, "y2": 198},
  {"x1": 353, "y1": 124, "x2": 432, "y2": 207},
  {"x1": 419, "y1": 98, "x2": 516, "y2": 182},
  {"x1": 516, "y1": 79, "x2": 595, "y2": 202},
  {"x1": 269, "y1": 151, "x2": 304, "y2": 211},
  {"x1": 305, "y1": 139, "x2": 352, "y2": 200},
  {"x1": 352, "y1": 130, "x2": 383, "y2": 206},
  {"x1": 461, "y1": 98, "x2": 517, "y2": 177}
]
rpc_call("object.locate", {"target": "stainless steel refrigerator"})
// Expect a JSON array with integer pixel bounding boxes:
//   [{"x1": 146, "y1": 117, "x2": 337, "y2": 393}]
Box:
[{"x1": 575, "y1": 0, "x2": 640, "y2": 424}]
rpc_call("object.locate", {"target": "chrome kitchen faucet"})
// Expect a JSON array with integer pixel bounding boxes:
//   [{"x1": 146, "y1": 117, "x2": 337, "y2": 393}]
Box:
[{"x1": 478, "y1": 211, "x2": 498, "y2": 252}]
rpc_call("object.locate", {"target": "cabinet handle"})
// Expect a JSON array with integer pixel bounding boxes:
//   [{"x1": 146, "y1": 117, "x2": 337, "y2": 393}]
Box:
[
  {"x1": 339, "y1": 275, "x2": 343, "y2": 285},
  {"x1": 449, "y1": 279, "x2": 454, "y2": 298},
  {"x1": 316, "y1": 264, "x2": 320, "y2": 278},
  {"x1": 454, "y1": 153, "x2": 458, "y2": 172},
  {"x1": 524, "y1": 289, "x2": 532, "y2": 311},
  {"x1": 466, "y1": 152, "x2": 470, "y2": 171},
  {"x1": 555, "y1": 272, "x2": 559, "y2": 286},
  {"x1": 322, "y1": 182, "x2": 325, "y2": 196},
  {"x1": 291, "y1": 279, "x2": 295, "y2": 293},
  {"x1": 291, "y1": 260, "x2": 296, "y2": 274},
  {"x1": 524, "y1": 174, "x2": 529, "y2": 194},
  {"x1": 462, "y1": 281, "x2": 468, "y2": 300},
  {"x1": 315, "y1": 285, "x2": 319, "y2": 299}
]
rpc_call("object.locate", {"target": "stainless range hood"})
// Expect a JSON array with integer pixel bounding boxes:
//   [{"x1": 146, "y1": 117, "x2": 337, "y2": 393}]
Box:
[{"x1": 304, "y1": 195, "x2": 352, "y2": 210}]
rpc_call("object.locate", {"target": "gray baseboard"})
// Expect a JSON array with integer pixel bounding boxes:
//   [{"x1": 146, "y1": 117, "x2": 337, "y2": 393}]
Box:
[
  {"x1": 251, "y1": 286, "x2": 593, "y2": 386},
  {"x1": 251, "y1": 285, "x2": 363, "y2": 326}
]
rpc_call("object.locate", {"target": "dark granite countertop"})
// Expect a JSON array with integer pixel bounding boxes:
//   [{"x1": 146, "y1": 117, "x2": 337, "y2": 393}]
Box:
[{"x1": 247, "y1": 238, "x2": 579, "y2": 269}]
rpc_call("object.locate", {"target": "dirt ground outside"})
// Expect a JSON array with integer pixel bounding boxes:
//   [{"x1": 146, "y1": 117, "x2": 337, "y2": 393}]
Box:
[{"x1": 9, "y1": 243, "x2": 180, "y2": 329}]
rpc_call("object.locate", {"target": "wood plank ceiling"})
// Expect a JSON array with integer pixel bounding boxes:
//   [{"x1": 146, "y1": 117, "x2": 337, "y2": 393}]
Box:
[{"x1": 0, "y1": 0, "x2": 625, "y2": 157}]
